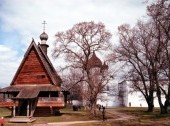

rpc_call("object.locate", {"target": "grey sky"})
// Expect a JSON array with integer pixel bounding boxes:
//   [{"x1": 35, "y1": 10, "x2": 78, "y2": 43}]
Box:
[{"x1": 0, "y1": 0, "x2": 148, "y2": 87}]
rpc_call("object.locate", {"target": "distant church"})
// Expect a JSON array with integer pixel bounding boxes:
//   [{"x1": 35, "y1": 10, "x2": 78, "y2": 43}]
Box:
[
  {"x1": 0, "y1": 24, "x2": 68, "y2": 122},
  {"x1": 82, "y1": 52, "x2": 160, "y2": 108}
]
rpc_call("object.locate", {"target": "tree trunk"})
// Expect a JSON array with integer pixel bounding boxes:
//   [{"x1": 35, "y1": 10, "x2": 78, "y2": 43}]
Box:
[
  {"x1": 145, "y1": 89, "x2": 154, "y2": 112},
  {"x1": 147, "y1": 101, "x2": 154, "y2": 112},
  {"x1": 164, "y1": 99, "x2": 168, "y2": 114},
  {"x1": 91, "y1": 104, "x2": 96, "y2": 116},
  {"x1": 89, "y1": 99, "x2": 97, "y2": 116},
  {"x1": 157, "y1": 88, "x2": 166, "y2": 114},
  {"x1": 160, "y1": 105, "x2": 166, "y2": 114}
]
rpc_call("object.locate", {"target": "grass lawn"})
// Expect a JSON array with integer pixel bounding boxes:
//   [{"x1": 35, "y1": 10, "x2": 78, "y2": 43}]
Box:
[
  {"x1": 0, "y1": 107, "x2": 117, "y2": 126},
  {"x1": 110, "y1": 107, "x2": 170, "y2": 126},
  {"x1": 0, "y1": 107, "x2": 11, "y2": 117},
  {"x1": 1, "y1": 107, "x2": 170, "y2": 126}
]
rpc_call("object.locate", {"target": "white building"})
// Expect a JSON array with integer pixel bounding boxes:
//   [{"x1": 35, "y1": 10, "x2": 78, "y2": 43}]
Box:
[{"x1": 97, "y1": 80, "x2": 166, "y2": 108}]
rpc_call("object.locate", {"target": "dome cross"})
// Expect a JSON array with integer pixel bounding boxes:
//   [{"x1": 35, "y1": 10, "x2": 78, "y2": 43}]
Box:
[{"x1": 42, "y1": 21, "x2": 47, "y2": 32}]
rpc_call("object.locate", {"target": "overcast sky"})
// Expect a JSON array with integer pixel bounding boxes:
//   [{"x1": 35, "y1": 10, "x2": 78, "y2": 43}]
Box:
[{"x1": 0, "y1": 0, "x2": 148, "y2": 87}]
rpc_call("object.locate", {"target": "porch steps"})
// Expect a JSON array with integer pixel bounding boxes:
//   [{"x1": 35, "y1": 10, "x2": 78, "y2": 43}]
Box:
[{"x1": 9, "y1": 116, "x2": 36, "y2": 123}]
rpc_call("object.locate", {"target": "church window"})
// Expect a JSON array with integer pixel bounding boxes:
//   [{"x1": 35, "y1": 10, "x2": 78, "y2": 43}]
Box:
[
  {"x1": 37, "y1": 75, "x2": 46, "y2": 79},
  {"x1": 107, "y1": 85, "x2": 110, "y2": 91}
]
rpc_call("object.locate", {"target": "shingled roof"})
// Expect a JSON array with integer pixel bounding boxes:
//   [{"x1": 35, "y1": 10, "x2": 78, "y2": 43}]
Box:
[{"x1": 0, "y1": 85, "x2": 61, "y2": 99}]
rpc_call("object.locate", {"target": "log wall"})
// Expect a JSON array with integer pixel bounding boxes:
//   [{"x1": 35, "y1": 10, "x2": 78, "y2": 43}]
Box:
[{"x1": 14, "y1": 48, "x2": 51, "y2": 85}]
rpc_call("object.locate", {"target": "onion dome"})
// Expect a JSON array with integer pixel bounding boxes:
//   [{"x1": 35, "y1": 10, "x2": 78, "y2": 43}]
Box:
[
  {"x1": 40, "y1": 32, "x2": 48, "y2": 41},
  {"x1": 87, "y1": 52, "x2": 102, "y2": 69}
]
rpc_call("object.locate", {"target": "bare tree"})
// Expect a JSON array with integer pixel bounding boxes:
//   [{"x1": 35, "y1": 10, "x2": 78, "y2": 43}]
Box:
[
  {"x1": 53, "y1": 21, "x2": 112, "y2": 115},
  {"x1": 61, "y1": 70, "x2": 84, "y2": 107},
  {"x1": 115, "y1": 22, "x2": 156, "y2": 112},
  {"x1": 85, "y1": 63, "x2": 111, "y2": 114},
  {"x1": 114, "y1": 0, "x2": 170, "y2": 113},
  {"x1": 147, "y1": 0, "x2": 170, "y2": 113}
]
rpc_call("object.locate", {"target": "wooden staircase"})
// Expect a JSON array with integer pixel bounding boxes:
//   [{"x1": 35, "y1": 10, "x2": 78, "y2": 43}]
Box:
[{"x1": 9, "y1": 116, "x2": 36, "y2": 123}]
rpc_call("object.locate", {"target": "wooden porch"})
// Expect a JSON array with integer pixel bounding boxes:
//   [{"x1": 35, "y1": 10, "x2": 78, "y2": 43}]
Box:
[
  {"x1": 0, "y1": 99, "x2": 64, "y2": 107},
  {"x1": 9, "y1": 116, "x2": 36, "y2": 123}
]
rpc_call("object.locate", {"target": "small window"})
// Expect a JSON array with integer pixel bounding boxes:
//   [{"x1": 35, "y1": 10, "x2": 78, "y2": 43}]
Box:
[
  {"x1": 37, "y1": 75, "x2": 46, "y2": 79},
  {"x1": 107, "y1": 85, "x2": 109, "y2": 91}
]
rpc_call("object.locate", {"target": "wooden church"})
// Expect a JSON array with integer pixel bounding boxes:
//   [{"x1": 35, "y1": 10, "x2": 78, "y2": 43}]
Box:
[{"x1": 0, "y1": 28, "x2": 68, "y2": 122}]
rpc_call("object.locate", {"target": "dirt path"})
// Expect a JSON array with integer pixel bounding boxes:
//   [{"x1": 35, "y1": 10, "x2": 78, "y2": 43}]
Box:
[
  {"x1": 33, "y1": 120, "x2": 99, "y2": 126},
  {"x1": 33, "y1": 110, "x2": 137, "y2": 126},
  {"x1": 108, "y1": 110, "x2": 137, "y2": 121},
  {"x1": 48, "y1": 120, "x2": 99, "y2": 126}
]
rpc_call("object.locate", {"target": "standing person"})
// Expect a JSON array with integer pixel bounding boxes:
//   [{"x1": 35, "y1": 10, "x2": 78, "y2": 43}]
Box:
[
  {"x1": 99, "y1": 105, "x2": 101, "y2": 111},
  {"x1": 102, "y1": 106, "x2": 106, "y2": 121}
]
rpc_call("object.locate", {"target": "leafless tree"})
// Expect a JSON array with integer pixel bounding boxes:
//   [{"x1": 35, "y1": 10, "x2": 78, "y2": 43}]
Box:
[
  {"x1": 61, "y1": 70, "x2": 84, "y2": 106},
  {"x1": 53, "y1": 21, "x2": 112, "y2": 115},
  {"x1": 115, "y1": 22, "x2": 156, "y2": 112},
  {"x1": 115, "y1": 0, "x2": 170, "y2": 113},
  {"x1": 146, "y1": 0, "x2": 170, "y2": 113}
]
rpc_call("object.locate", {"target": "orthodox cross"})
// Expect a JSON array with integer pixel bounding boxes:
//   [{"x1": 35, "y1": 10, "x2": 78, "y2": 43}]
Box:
[{"x1": 42, "y1": 21, "x2": 47, "y2": 32}]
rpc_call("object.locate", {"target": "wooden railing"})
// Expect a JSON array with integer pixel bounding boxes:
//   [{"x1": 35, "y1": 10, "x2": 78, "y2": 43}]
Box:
[
  {"x1": 37, "y1": 97, "x2": 65, "y2": 107},
  {"x1": 0, "y1": 101, "x2": 18, "y2": 107},
  {"x1": 38, "y1": 97, "x2": 63, "y2": 102},
  {"x1": 0, "y1": 97, "x2": 64, "y2": 107}
]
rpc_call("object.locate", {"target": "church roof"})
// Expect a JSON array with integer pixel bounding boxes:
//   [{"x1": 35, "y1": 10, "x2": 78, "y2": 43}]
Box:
[
  {"x1": 0, "y1": 85, "x2": 61, "y2": 99},
  {"x1": 10, "y1": 39, "x2": 62, "y2": 86},
  {"x1": 87, "y1": 52, "x2": 103, "y2": 69}
]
